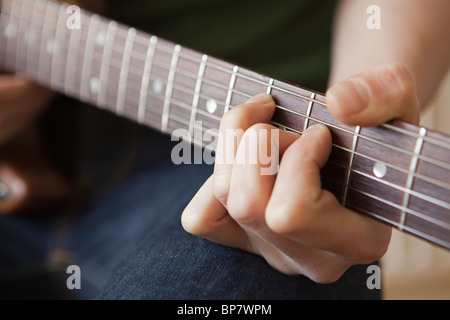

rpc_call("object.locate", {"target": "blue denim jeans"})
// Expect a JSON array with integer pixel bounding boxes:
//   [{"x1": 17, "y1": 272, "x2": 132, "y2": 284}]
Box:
[{"x1": 0, "y1": 100, "x2": 381, "y2": 300}]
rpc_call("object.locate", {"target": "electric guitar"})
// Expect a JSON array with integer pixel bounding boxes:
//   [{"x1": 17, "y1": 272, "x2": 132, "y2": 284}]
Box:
[{"x1": 0, "y1": 0, "x2": 449, "y2": 251}]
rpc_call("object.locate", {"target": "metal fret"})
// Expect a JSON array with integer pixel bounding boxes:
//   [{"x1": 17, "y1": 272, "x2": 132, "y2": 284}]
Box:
[
  {"x1": 25, "y1": 0, "x2": 42, "y2": 79},
  {"x1": 342, "y1": 125, "x2": 361, "y2": 205},
  {"x1": 37, "y1": 0, "x2": 53, "y2": 84},
  {"x1": 138, "y1": 35, "x2": 158, "y2": 123},
  {"x1": 161, "y1": 44, "x2": 181, "y2": 133},
  {"x1": 266, "y1": 78, "x2": 274, "y2": 95},
  {"x1": 97, "y1": 20, "x2": 118, "y2": 107},
  {"x1": 79, "y1": 14, "x2": 101, "y2": 101},
  {"x1": 50, "y1": 3, "x2": 68, "y2": 90},
  {"x1": 0, "y1": 1, "x2": 10, "y2": 64},
  {"x1": 303, "y1": 92, "x2": 316, "y2": 133},
  {"x1": 400, "y1": 127, "x2": 427, "y2": 230},
  {"x1": 2, "y1": 0, "x2": 18, "y2": 69},
  {"x1": 0, "y1": 8, "x2": 5, "y2": 63},
  {"x1": 13, "y1": 0, "x2": 26, "y2": 72},
  {"x1": 189, "y1": 54, "x2": 208, "y2": 141},
  {"x1": 116, "y1": 27, "x2": 136, "y2": 115},
  {"x1": 225, "y1": 65, "x2": 239, "y2": 113},
  {"x1": 63, "y1": 9, "x2": 81, "y2": 95}
]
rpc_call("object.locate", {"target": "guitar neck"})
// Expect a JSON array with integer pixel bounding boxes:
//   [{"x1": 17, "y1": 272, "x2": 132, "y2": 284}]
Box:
[{"x1": 1, "y1": 0, "x2": 449, "y2": 250}]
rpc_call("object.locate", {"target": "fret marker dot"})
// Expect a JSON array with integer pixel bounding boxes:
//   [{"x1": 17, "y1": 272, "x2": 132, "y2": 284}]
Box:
[
  {"x1": 90, "y1": 77, "x2": 100, "y2": 95},
  {"x1": 206, "y1": 99, "x2": 217, "y2": 114},
  {"x1": 96, "y1": 32, "x2": 106, "y2": 46},
  {"x1": 373, "y1": 162, "x2": 387, "y2": 178},
  {"x1": 152, "y1": 79, "x2": 163, "y2": 94}
]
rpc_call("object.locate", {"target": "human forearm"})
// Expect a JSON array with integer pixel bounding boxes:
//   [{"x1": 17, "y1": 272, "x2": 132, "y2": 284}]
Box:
[{"x1": 329, "y1": 0, "x2": 450, "y2": 108}]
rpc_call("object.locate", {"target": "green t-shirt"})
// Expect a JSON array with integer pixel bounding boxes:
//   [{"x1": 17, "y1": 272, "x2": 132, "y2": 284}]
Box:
[{"x1": 108, "y1": 0, "x2": 337, "y2": 93}]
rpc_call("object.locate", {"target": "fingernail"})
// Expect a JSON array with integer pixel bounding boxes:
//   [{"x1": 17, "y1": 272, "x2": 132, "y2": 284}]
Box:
[
  {"x1": 246, "y1": 93, "x2": 274, "y2": 105},
  {"x1": 302, "y1": 123, "x2": 328, "y2": 136},
  {"x1": 328, "y1": 79, "x2": 370, "y2": 113}
]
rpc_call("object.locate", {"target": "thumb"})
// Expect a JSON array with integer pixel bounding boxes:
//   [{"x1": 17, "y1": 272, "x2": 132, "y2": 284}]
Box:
[{"x1": 326, "y1": 64, "x2": 420, "y2": 127}]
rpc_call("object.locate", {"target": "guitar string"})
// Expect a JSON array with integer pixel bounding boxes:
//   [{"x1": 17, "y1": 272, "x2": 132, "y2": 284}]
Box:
[{"x1": 2, "y1": 3, "x2": 450, "y2": 212}]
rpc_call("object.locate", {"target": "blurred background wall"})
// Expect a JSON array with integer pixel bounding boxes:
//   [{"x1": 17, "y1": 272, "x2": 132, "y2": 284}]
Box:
[{"x1": 381, "y1": 69, "x2": 450, "y2": 300}]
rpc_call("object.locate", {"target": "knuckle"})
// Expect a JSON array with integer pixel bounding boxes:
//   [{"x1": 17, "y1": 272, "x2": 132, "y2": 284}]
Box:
[
  {"x1": 212, "y1": 174, "x2": 230, "y2": 204},
  {"x1": 227, "y1": 187, "x2": 261, "y2": 225},
  {"x1": 385, "y1": 64, "x2": 416, "y2": 101},
  {"x1": 387, "y1": 63, "x2": 413, "y2": 85},
  {"x1": 265, "y1": 200, "x2": 314, "y2": 236},
  {"x1": 235, "y1": 124, "x2": 278, "y2": 165}
]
